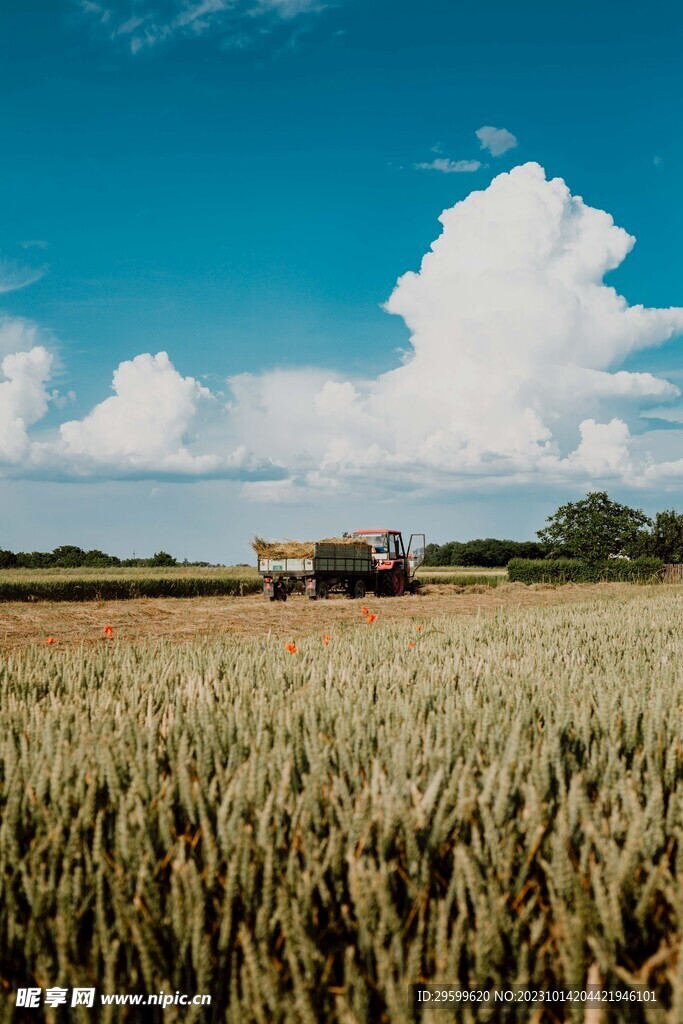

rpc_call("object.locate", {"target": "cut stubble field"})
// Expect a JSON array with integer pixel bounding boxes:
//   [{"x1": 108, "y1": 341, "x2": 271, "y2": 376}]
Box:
[{"x1": 0, "y1": 581, "x2": 669, "y2": 650}]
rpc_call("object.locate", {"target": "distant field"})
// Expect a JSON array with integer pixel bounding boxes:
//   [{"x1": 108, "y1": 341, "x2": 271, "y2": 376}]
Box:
[
  {"x1": 418, "y1": 566, "x2": 507, "y2": 587},
  {"x1": 420, "y1": 565, "x2": 507, "y2": 574},
  {"x1": 0, "y1": 565, "x2": 506, "y2": 601},
  {"x1": 0, "y1": 566, "x2": 261, "y2": 601},
  {"x1": 0, "y1": 565, "x2": 258, "y2": 580}
]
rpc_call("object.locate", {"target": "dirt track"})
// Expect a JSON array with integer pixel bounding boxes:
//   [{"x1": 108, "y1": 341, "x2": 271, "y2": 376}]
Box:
[{"x1": 0, "y1": 582, "x2": 674, "y2": 650}]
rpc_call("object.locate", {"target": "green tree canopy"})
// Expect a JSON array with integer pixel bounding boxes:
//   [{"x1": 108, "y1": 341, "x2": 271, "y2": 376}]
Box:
[
  {"x1": 148, "y1": 550, "x2": 177, "y2": 567},
  {"x1": 537, "y1": 492, "x2": 652, "y2": 563},
  {"x1": 650, "y1": 510, "x2": 683, "y2": 564}
]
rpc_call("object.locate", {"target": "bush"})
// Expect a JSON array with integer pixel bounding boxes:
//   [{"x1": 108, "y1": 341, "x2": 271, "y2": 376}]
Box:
[{"x1": 507, "y1": 557, "x2": 664, "y2": 584}]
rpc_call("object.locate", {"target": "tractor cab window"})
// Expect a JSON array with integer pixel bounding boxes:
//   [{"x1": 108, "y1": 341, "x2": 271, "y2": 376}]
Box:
[
  {"x1": 392, "y1": 536, "x2": 401, "y2": 558},
  {"x1": 361, "y1": 533, "x2": 389, "y2": 554}
]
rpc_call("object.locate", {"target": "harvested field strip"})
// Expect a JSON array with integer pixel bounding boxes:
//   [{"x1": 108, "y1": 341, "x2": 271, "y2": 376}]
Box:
[
  {"x1": 2, "y1": 592, "x2": 683, "y2": 1022},
  {"x1": 0, "y1": 582, "x2": 677, "y2": 650}
]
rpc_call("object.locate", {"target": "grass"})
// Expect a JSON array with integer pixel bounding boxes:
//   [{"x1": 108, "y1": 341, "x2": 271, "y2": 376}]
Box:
[{"x1": 1, "y1": 591, "x2": 682, "y2": 1021}]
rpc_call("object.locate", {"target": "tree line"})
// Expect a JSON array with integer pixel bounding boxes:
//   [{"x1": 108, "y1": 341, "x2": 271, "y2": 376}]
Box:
[
  {"x1": 0, "y1": 545, "x2": 184, "y2": 569},
  {"x1": 424, "y1": 495, "x2": 683, "y2": 567},
  {"x1": 423, "y1": 538, "x2": 546, "y2": 567}
]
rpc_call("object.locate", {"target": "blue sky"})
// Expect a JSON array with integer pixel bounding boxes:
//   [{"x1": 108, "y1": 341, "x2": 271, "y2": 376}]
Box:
[{"x1": 1, "y1": 0, "x2": 682, "y2": 561}]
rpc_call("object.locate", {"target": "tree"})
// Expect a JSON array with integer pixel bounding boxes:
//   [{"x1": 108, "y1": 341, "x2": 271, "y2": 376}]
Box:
[
  {"x1": 423, "y1": 543, "x2": 443, "y2": 566},
  {"x1": 537, "y1": 492, "x2": 652, "y2": 563},
  {"x1": 148, "y1": 551, "x2": 177, "y2": 567},
  {"x1": 650, "y1": 510, "x2": 683, "y2": 564},
  {"x1": 51, "y1": 545, "x2": 87, "y2": 567}
]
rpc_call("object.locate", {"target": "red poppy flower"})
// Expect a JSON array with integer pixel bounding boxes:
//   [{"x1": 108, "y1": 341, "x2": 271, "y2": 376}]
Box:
[
  {"x1": 361, "y1": 606, "x2": 369, "y2": 615},
  {"x1": 366, "y1": 613, "x2": 377, "y2": 624},
  {"x1": 408, "y1": 641, "x2": 415, "y2": 648},
  {"x1": 45, "y1": 636, "x2": 55, "y2": 645},
  {"x1": 416, "y1": 625, "x2": 423, "y2": 631},
  {"x1": 104, "y1": 625, "x2": 114, "y2": 638},
  {"x1": 285, "y1": 643, "x2": 297, "y2": 654}
]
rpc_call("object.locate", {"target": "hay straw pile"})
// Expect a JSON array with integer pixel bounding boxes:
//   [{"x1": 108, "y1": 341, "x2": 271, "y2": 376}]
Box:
[{"x1": 251, "y1": 536, "x2": 370, "y2": 559}]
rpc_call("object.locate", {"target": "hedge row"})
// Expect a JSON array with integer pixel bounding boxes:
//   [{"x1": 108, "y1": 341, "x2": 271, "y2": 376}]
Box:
[
  {"x1": 0, "y1": 576, "x2": 263, "y2": 602},
  {"x1": 507, "y1": 557, "x2": 664, "y2": 584}
]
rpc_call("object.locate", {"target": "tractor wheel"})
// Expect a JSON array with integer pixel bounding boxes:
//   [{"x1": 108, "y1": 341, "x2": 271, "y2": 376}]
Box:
[
  {"x1": 390, "y1": 571, "x2": 406, "y2": 597},
  {"x1": 351, "y1": 579, "x2": 366, "y2": 600},
  {"x1": 316, "y1": 580, "x2": 330, "y2": 600}
]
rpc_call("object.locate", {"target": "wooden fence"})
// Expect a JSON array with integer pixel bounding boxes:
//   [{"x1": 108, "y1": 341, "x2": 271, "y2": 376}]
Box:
[{"x1": 664, "y1": 564, "x2": 683, "y2": 583}]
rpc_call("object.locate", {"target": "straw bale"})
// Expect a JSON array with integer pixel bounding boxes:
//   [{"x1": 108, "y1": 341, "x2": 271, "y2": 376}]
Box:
[{"x1": 251, "y1": 535, "x2": 370, "y2": 559}]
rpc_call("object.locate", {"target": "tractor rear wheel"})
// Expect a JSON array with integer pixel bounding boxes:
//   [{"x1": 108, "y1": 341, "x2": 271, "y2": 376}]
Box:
[{"x1": 390, "y1": 571, "x2": 406, "y2": 597}]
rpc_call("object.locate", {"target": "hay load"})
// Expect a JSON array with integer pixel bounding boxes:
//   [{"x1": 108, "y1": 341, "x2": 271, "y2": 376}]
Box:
[{"x1": 251, "y1": 536, "x2": 371, "y2": 560}]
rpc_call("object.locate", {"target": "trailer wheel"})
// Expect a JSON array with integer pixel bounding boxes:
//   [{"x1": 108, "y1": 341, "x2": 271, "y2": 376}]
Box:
[
  {"x1": 316, "y1": 580, "x2": 330, "y2": 600},
  {"x1": 350, "y1": 579, "x2": 366, "y2": 599}
]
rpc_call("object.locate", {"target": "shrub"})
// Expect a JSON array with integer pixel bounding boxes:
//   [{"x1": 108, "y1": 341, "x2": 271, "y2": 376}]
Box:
[{"x1": 507, "y1": 556, "x2": 664, "y2": 584}]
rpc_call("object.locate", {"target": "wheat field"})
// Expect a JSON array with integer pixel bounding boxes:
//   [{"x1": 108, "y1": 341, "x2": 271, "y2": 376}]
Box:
[{"x1": 1, "y1": 591, "x2": 682, "y2": 1021}]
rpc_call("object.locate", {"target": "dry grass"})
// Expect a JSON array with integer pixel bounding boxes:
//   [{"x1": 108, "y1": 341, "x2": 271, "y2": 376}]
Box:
[{"x1": 1, "y1": 581, "x2": 676, "y2": 651}]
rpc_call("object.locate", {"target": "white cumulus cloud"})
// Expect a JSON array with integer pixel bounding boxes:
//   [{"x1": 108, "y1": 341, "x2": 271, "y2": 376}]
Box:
[
  {"x1": 2, "y1": 162, "x2": 683, "y2": 495},
  {"x1": 476, "y1": 125, "x2": 518, "y2": 157},
  {"x1": 0, "y1": 346, "x2": 53, "y2": 463},
  {"x1": 231, "y1": 163, "x2": 683, "y2": 497}
]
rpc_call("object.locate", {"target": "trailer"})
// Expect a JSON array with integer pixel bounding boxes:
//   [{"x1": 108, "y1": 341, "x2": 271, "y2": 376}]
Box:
[{"x1": 256, "y1": 530, "x2": 426, "y2": 600}]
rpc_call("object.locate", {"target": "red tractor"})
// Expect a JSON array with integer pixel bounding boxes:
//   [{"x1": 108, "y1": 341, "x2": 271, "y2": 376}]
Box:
[{"x1": 352, "y1": 529, "x2": 425, "y2": 597}]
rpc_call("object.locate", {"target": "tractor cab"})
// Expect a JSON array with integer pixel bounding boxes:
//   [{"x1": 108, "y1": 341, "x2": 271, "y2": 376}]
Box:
[
  {"x1": 353, "y1": 530, "x2": 426, "y2": 575},
  {"x1": 353, "y1": 529, "x2": 404, "y2": 564}
]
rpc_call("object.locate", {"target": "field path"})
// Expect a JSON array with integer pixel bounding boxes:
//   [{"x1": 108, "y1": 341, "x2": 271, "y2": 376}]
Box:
[{"x1": 0, "y1": 582, "x2": 675, "y2": 649}]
